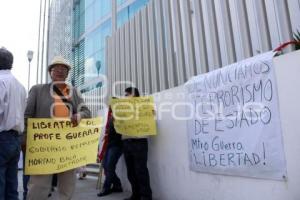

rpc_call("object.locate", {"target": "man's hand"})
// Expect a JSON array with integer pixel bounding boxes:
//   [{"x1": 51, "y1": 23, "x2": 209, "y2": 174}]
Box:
[{"x1": 71, "y1": 113, "x2": 81, "y2": 127}]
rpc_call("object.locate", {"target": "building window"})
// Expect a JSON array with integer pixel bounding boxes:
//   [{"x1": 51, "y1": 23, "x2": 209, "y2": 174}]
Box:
[
  {"x1": 117, "y1": 0, "x2": 127, "y2": 6},
  {"x1": 73, "y1": 0, "x2": 85, "y2": 40},
  {"x1": 117, "y1": 0, "x2": 149, "y2": 28},
  {"x1": 72, "y1": 40, "x2": 85, "y2": 87},
  {"x1": 84, "y1": 19, "x2": 111, "y2": 81},
  {"x1": 85, "y1": 0, "x2": 112, "y2": 31}
]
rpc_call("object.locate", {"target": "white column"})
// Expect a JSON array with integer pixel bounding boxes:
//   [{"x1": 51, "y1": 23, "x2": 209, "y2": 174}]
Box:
[
  {"x1": 112, "y1": 0, "x2": 117, "y2": 32},
  {"x1": 148, "y1": 1, "x2": 159, "y2": 92}
]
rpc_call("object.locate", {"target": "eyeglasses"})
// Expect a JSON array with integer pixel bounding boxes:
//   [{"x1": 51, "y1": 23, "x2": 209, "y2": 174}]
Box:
[{"x1": 51, "y1": 67, "x2": 69, "y2": 73}]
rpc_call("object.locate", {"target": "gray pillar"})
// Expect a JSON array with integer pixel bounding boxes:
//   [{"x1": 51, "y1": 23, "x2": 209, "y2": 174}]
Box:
[{"x1": 112, "y1": 0, "x2": 117, "y2": 32}]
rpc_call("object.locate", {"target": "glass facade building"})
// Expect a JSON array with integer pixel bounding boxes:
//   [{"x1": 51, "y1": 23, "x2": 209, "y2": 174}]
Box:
[
  {"x1": 48, "y1": 0, "x2": 149, "y2": 115},
  {"x1": 72, "y1": 0, "x2": 149, "y2": 90},
  {"x1": 48, "y1": 0, "x2": 73, "y2": 72}
]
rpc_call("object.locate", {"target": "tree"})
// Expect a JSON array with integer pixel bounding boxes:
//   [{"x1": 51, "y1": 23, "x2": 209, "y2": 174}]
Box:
[{"x1": 293, "y1": 30, "x2": 300, "y2": 50}]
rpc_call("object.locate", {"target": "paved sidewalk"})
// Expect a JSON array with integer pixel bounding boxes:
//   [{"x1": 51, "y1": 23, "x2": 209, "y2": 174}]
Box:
[{"x1": 18, "y1": 171, "x2": 130, "y2": 200}]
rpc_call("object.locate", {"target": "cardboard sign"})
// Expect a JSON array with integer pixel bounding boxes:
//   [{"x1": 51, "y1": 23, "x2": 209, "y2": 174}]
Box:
[
  {"x1": 110, "y1": 97, "x2": 157, "y2": 136},
  {"x1": 25, "y1": 117, "x2": 102, "y2": 175},
  {"x1": 185, "y1": 52, "x2": 287, "y2": 180}
]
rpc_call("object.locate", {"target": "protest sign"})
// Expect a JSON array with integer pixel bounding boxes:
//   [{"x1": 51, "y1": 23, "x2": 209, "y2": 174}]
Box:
[
  {"x1": 185, "y1": 52, "x2": 287, "y2": 180},
  {"x1": 110, "y1": 96, "x2": 157, "y2": 136},
  {"x1": 25, "y1": 117, "x2": 102, "y2": 175}
]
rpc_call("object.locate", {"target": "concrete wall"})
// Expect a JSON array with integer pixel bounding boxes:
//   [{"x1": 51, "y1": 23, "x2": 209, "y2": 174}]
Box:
[{"x1": 115, "y1": 50, "x2": 300, "y2": 200}]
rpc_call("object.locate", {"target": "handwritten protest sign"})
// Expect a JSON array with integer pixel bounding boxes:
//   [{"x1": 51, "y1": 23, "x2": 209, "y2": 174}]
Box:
[
  {"x1": 185, "y1": 52, "x2": 287, "y2": 180},
  {"x1": 25, "y1": 117, "x2": 102, "y2": 175},
  {"x1": 110, "y1": 97, "x2": 157, "y2": 136}
]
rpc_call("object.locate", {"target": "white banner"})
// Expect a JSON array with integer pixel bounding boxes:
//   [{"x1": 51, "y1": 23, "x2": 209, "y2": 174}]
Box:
[{"x1": 185, "y1": 52, "x2": 287, "y2": 180}]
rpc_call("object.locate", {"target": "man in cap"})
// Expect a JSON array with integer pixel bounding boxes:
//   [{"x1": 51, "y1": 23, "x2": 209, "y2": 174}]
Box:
[
  {"x1": 0, "y1": 47, "x2": 26, "y2": 199},
  {"x1": 25, "y1": 56, "x2": 91, "y2": 200}
]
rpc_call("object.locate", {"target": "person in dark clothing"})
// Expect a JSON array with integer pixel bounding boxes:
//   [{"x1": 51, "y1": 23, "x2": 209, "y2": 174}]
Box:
[
  {"x1": 97, "y1": 107, "x2": 123, "y2": 197},
  {"x1": 122, "y1": 87, "x2": 152, "y2": 200}
]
